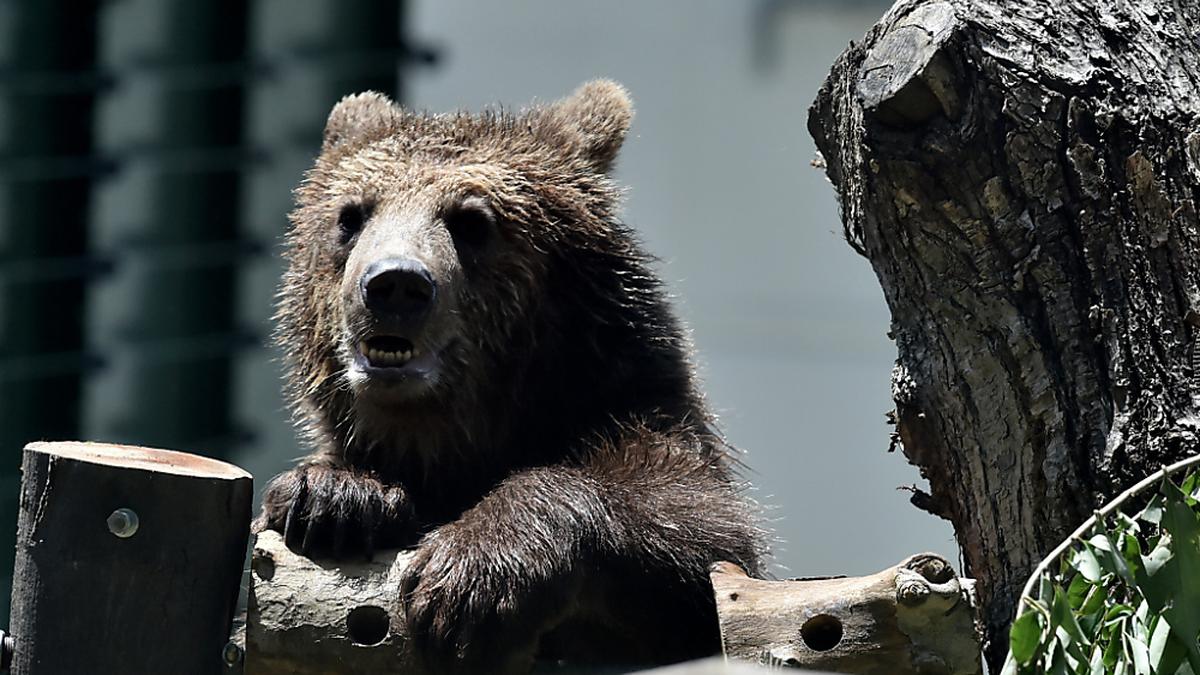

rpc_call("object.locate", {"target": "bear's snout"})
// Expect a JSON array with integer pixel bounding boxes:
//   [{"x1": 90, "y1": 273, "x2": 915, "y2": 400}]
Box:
[{"x1": 360, "y1": 257, "x2": 437, "y2": 324}]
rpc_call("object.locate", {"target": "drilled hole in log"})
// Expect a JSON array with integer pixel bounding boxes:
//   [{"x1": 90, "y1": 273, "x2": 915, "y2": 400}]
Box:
[
  {"x1": 346, "y1": 606, "x2": 390, "y2": 646},
  {"x1": 800, "y1": 614, "x2": 843, "y2": 652},
  {"x1": 252, "y1": 554, "x2": 275, "y2": 581}
]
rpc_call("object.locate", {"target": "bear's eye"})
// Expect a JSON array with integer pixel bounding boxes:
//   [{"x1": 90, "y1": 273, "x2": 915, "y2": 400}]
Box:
[
  {"x1": 336, "y1": 202, "x2": 370, "y2": 245},
  {"x1": 443, "y1": 197, "x2": 495, "y2": 253}
]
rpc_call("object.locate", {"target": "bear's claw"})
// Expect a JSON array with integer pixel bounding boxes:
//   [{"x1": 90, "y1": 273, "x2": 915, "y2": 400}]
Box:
[{"x1": 255, "y1": 463, "x2": 416, "y2": 559}]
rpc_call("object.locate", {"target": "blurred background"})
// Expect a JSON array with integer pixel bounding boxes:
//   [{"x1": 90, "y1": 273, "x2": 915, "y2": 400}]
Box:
[{"x1": 0, "y1": 0, "x2": 954, "y2": 621}]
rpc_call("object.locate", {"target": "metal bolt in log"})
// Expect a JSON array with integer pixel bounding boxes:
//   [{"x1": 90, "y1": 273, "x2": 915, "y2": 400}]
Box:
[
  {"x1": 712, "y1": 553, "x2": 982, "y2": 674},
  {"x1": 6, "y1": 441, "x2": 252, "y2": 675}
]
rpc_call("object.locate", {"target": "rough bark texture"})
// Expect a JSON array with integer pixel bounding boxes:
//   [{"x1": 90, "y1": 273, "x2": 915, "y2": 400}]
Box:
[
  {"x1": 8, "y1": 442, "x2": 252, "y2": 675},
  {"x1": 712, "y1": 554, "x2": 980, "y2": 674},
  {"x1": 810, "y1": 0, "x2": 1200, "y2": 667}
]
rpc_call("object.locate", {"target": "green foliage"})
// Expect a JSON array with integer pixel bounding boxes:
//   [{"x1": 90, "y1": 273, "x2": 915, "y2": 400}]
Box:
[{"x1": 1002, "y1": 467, "x2": 1200, "y2": 675}]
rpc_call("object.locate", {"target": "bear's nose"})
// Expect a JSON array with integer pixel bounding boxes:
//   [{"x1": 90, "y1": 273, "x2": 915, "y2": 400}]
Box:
[{"x1": 360, "y1": 258, "x2": 436, "y2": 319}]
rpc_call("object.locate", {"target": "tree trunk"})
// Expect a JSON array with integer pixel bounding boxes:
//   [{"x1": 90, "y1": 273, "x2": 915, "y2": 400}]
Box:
[{"x1": 808, "y1": 0, "x2": 1200, "y2": 668}]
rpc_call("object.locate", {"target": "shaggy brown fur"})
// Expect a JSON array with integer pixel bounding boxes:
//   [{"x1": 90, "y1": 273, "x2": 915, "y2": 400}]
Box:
[{"x1": 255, "y1": 80, "x2": 766, "y2": 673}]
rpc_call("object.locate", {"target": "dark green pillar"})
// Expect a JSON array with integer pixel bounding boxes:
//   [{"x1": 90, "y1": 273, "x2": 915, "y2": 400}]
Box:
[
  {"x1": 118, "y1": 1, "x2": 252, "y2": 457},
  {"x1": 0, "y1": 0, "x2": 103, "y2": 624}
]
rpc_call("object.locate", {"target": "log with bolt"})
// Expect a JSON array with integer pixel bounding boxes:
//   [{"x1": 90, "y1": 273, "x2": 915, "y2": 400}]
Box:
[{"x1": 0, "y1": 442, "x2": 983, "y2": 674}]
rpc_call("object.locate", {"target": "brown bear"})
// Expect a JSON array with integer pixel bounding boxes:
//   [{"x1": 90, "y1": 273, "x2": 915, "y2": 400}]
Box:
[{"x1": 255, "y1": 80, "x2": 766, "y2": 673}]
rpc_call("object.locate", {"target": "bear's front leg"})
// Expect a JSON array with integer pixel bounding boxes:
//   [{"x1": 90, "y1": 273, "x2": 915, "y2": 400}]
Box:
[
  {"x1": 399, "y1": 467, "x2": 596, "y2": 673},
  {"x1": 255, "y1": 461, "x2": 417, "y2": 558},
  {"x1": 399, "y1": 436, "x2": 763, "y2": 671}
]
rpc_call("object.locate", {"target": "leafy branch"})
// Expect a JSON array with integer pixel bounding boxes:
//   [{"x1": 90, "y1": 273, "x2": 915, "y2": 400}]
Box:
[{"x1": 1003, "y1": 454, "x2": 1200, "y2": 674}]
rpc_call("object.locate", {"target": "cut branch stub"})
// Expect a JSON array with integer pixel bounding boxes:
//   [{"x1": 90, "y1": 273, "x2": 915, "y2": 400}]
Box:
[{"x1": 713, "y1": 553, "x2": 980, "y2": 675}]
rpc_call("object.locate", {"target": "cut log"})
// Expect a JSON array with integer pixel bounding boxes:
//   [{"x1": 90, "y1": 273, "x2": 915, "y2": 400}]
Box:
[
  {"x1": 248, "y1": 532, "x2": 979, "y2": 674},
  {"x1": 6, "y1": 441, "x2": 252, "y2": 675},
  {"x1": 245, "y1": 530, "x2": 415, "y2": 675},
  {"x1": 712, "y1": 554, "x2": 981, "y2": 675},
  {"x1": 808, "y1": 0, "x2": 1200, "y2": 667}
]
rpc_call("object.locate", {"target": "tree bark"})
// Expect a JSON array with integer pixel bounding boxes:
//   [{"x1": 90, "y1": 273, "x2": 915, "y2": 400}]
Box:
[
  {"x1": 809, "y1": 0, "x2": 1200, "y2": 668},
  {"x1": 7, "y1": 442, "x2": 252, "y2": 674}
]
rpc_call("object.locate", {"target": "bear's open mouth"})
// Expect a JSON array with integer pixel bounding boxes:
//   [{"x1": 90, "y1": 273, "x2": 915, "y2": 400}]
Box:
[{"x1": 359, "y1": 335, "x2": 418, "y2": 368}]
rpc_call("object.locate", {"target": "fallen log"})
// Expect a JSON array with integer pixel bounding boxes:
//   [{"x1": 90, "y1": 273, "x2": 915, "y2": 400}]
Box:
[{"x1": 247, "y1": 532, "x2": 981, "y2": 674}]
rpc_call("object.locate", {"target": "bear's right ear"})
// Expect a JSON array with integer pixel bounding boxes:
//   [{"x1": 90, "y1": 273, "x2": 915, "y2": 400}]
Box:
[{"x1": 322, "y1": 91, "x2": 401, "y2": 153}]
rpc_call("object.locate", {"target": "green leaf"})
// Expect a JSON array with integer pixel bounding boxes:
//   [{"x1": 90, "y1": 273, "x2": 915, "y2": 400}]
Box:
[
  {"x1": 1118, "y1": 512, "x2": 1143, "y2": 535},
  {"x1": 1052, "y1": 584, "x2": 1090, "y2": 662},
  {"x1": 1069, "y1": 572, "x2": 1092, "y2": 609},
  {"x1": 1139, "y1": 495, "x2": 1165, "y2": 526},
  {"x1": 1091, "y1": 533, "x2": 1135, "y2": 585},
  {"x1": 1150, "y1": 615, "x2": 1188, "y2": 675},
  {"x1": 1074, "y1": 547, "x2": 1104, "y2": 583},
  {"x1": 1142, "y1": 540, "x2": 1172, "y2": 577},
  {"x1": 1128, "y1": 625, "x2": 1152, "y2": 675},
  {"x1": 1079, "y1": 582, "x2": 1107, "y2": 617},
  {"x1": 1104, "y1": 618, "x2": 1126, "y2": 668},
  {"x1": 1089, "y1": 645, "x2": 1107, "y2": 675},
  {"x1": 1048, "y1": 641, "x2": 1071, "y2": 675},
  {"x1": 1181, "y1": 470, "x2": 1200, "y2": 502},
  {"x1": 1106, "y1": 604, "x2": 1136, "y2": 623},
  {"x1": 1011, "y1": 609, "x2": 1044, "y2": 666},
  {"x1": 1122, "y1": 531, "x2": 1146, "y2": 579},
  {"x1": 1146, "y1": 479, "x2": 1200, "y2": 671}
]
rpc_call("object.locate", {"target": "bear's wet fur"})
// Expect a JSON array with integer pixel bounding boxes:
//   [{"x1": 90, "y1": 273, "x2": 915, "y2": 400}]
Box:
[{"x1": 256, "y1": 80, "x2": 767, "y2": 672}]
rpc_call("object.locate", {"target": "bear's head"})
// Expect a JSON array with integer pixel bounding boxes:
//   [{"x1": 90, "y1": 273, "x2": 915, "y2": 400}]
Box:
[{"x1": 279, "y1": 81, "x2": 689, "y2": 464}]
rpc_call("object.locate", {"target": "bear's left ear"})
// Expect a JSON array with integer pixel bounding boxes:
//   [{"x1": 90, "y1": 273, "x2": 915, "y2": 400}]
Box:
[
  {"x1": 322, "y1": 91, "x2": 402, "y2": 153},
  {"x1": 538, "y1": 80, "x2": 633, "y2": 173}
]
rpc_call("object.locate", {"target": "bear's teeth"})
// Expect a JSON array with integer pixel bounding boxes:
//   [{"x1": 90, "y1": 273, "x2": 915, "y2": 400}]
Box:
[{"x1": 360, "y1": 341, "x2": 419, "y2": 367}]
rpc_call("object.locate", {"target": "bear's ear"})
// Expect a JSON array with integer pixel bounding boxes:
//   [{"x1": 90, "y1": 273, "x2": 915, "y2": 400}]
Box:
[
  {"x1": 322, "y1": 91, "x2": 401, "y2": 153},
  {"x1": 539, "y1": 80, "x2": 633, "y2": 173}
]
